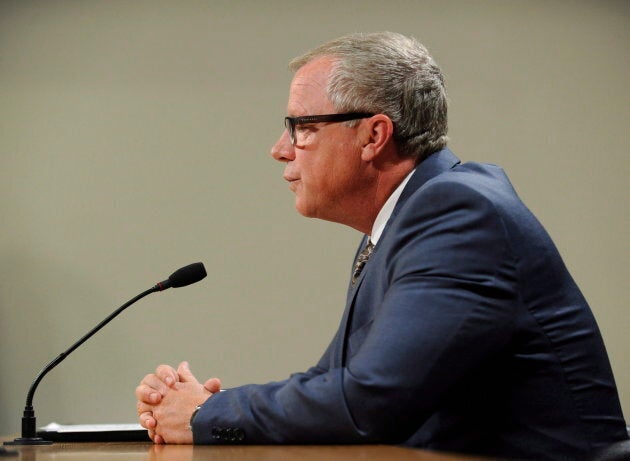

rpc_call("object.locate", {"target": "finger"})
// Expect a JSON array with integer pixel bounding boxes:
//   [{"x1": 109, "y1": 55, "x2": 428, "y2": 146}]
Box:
[
  {"x1": 153, "y1": 425, "x2": 165, "y2": 445},
  {"x1": 137, "y1": 400, "x2": 156, "y2": 417},
  {"x1": 155, "y1": 364, "x2": 179, "y2": 387},
  {"x1": 136, "y1": 400, "x2": 154, "y2": 415},
  {"x1": 203, "y1": 377, "x2": 222, "y2": 394},
  {"x1": 138, "y1": 411, "x2": 156, "y2": 429},
  {"x1": 139, "y1": 373, "x2": 172, "y2": 396},
  {"x1": 135, "y1": 383, "x2": 164, "y2": 404},
  {"x1": 177, "y1": 361, "x2": 200, "y2": 384}
]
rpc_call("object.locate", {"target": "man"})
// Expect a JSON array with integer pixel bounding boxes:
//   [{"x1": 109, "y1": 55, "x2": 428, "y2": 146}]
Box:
[{"x1": 136, "y1": 32, "x2": 627, "y2": 459}]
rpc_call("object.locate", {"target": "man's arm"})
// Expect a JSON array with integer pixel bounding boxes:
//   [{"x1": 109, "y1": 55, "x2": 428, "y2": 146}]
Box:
[
  {"x1": 190, "y1": 179, "x2": 519, "y2": 444},
  {"x1": 136, "y1": 331, "x2": 336, "y2": 443}
]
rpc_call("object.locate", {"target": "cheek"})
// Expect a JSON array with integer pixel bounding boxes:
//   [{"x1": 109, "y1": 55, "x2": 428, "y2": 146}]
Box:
[
  {"x1": 297, "y1": 139, "x2": 359, "y2": 195},
  {"x1": 296, "y1": 154, "x2": 324, "y2": 187}
]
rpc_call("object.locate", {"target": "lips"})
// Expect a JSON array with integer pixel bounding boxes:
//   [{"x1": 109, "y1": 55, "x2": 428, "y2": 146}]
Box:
[
  {"x1": 283, "y1": 167, "x2": 300, "y2": 185},
  {"x1": 287, "y1": 178, "x2": 300, "y2": 192}
]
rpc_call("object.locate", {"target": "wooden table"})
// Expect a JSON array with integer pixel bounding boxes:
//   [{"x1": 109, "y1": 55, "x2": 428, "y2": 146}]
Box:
[{"x1": 1, "y1": 440, "x2": 487, "y2": 460}]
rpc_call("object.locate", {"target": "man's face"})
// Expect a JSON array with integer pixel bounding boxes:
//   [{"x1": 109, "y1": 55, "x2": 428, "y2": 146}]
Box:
[{"x1": 271, "y1": 57, "x2": 370, "y2": 226}]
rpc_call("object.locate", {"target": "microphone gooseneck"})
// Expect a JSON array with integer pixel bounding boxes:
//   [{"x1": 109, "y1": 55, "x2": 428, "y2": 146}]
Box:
[{"x1": 4, "y1": 262, "x2": 207, "y2": 446}]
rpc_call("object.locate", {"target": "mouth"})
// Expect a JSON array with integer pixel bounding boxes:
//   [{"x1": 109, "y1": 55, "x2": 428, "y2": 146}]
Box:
[
  {"x1": 283, "y1": 168, "x2": 300, "y2": 190},
  {"x1": 287, "y1": 178, "x2": 300, "y2": 192}
]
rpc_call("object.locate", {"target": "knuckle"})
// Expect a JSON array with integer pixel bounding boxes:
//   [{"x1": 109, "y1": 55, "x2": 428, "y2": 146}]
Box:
[
  {"x1": 156, "y1": 364, "x2": 170, "y2": 374},
  {"x1": 134, "y1": 385, "x2": 144, "y2": 398},
  {"x1": 136, "y1": 385, "x2": 152, "y2": 401},
  {"x1": 157, "y1": 368, "x2": 175, "y2": 383}
]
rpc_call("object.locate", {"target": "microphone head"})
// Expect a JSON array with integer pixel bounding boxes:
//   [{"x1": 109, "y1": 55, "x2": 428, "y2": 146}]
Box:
[{"x1": 158, "y1": 262, "x2": 207, "y2": 290}]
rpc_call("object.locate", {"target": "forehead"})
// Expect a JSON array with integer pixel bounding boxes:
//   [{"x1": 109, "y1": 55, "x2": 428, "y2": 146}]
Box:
[{"x1": 287, "y1": 56, "x2": 336, "y2": 116}]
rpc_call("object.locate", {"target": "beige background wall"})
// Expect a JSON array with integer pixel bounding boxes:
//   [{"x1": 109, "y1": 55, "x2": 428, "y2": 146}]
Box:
[{"x1": 1, "y1": 0, "x2": 628, "y2": 435}]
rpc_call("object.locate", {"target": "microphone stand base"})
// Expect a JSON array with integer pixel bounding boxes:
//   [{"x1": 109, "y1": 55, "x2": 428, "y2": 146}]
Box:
[{"x1": 4, "y1": 437, "x2": 53, "y2": 446}]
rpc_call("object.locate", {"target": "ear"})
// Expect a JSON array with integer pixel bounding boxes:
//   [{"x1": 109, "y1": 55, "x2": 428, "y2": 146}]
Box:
[{"x1": 360, "y1": 114, "x2": 395, "y2": 162}]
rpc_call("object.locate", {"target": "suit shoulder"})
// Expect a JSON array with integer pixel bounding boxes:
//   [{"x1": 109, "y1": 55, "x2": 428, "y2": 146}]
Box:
[
  {"x1": 429, "y1": 162, "x2": 510, "y2": 190},
  {"x1": 413, "y1": 162, "x2": 521, "y2": 209}
]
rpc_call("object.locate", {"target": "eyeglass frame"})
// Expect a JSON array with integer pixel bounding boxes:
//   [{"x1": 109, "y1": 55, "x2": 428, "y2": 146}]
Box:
[{"x1": 284, "y1": 112, "x2": 374, "y2": 146}]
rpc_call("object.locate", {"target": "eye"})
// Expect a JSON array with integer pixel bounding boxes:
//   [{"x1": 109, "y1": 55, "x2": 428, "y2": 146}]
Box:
[{"x1": 293, "y1": 124, "x2": 318, "y2": 146}]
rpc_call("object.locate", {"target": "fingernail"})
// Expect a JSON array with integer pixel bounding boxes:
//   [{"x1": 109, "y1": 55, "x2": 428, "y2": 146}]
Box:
[
  {"x1": 150, "y1": 392, "x2": 159, "y2": 403},
  {"x1": 165, "y1": 376, "x2": 174, "y2": 386}
]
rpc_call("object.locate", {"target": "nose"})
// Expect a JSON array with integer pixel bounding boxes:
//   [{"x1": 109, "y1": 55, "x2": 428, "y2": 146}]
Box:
[{"x1": 270, "y1": 130, "x2": 295, "y2": 163}]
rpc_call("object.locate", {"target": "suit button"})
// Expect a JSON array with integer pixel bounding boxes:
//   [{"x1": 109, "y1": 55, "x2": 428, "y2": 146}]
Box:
[
  {"x1": 211, "y1": 427, "x2": 223, "y2": 439},
  {"x1": 226, "y1": 428, "x2": 245, "y2": 442},
  {"x1": 234, "y1": 428, "x2": 245, "y2": 441},
  {"x1": 211, "y1": 426, "x2": 244, "y2": 443}
]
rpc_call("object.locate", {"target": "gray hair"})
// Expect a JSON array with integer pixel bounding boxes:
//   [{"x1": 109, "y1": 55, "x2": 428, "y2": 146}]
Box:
[{"x1": 289, "y1": 32, "x2": 448, "y2": 161}]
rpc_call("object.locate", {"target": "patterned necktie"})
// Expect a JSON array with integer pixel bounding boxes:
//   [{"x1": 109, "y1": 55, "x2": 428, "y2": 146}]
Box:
[{"x1": 352, "y1": 241, "x2": 374, "y2": 285}]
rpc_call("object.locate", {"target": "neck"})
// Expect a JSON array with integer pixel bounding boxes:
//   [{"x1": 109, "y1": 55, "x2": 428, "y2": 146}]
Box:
[{"x1": 351, "y1": 157, "x2": 416, "y2": 235}]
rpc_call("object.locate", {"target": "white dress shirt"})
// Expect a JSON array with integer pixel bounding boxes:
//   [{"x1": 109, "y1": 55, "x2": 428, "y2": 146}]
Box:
[{"x1": 369, "y1": 168, "x2": 416, "y2": 245}]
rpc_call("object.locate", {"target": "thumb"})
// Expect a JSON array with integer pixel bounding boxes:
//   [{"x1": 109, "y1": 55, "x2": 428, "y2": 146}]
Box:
[
  {"x1": 203, "y1": 377, "x2": 222, "y2": 394},
  {"x1": 177, "y1": 361, "x2": 200, "y2": 384}
]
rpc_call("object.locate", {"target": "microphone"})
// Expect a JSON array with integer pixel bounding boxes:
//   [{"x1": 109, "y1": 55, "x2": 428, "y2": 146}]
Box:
[
  {"x1": 156, "y1": 261, "x2": 207, "y2": 290},
  {"x1": 4, "y1": 262, "x2": 207, "y2": 446}
]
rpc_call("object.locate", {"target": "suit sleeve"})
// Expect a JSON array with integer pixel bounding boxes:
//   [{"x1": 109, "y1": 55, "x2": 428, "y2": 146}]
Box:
[
  {"x1": 193, "y1": 179, "x2": 519, "y2": 444},
  {"x1": 193, "y1": 329, "x2": 365, "y2": 444}
]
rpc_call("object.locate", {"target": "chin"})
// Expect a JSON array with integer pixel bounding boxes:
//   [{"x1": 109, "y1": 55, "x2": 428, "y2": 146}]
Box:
[
  {"x1": 295, "y1": 204, "x2": 314, "y2": 218},
  {"x1": 294, "y1": 198, "x2": 318, "y2": 218}
]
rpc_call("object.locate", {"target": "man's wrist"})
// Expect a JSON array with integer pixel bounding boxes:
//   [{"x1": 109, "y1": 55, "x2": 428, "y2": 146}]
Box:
[{"x1": 189, "y1": 405, "x2": 202, "y2": 430}]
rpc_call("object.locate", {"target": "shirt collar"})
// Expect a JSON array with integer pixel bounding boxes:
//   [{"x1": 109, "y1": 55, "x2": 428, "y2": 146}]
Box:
[{"x1": 370, "y1": 168, "x2": 416, "y2": 245}]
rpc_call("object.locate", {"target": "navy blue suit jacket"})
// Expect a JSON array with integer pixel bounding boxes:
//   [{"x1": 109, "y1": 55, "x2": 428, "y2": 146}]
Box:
[{"x1": 193, "y1": 149, "x2": 627, "y2": 459}]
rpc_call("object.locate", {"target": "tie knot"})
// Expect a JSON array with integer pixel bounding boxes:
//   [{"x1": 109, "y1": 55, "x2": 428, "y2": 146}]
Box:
[
  {"x1": 357, "y1": 241, "x2": 374, "y2": 262},
  {"x1": 352, "y1": 241, "x2": 374, "y2": 285}
]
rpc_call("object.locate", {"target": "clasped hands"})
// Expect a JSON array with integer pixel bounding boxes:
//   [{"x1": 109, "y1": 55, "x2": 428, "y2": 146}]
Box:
[{"x1": 135, "y1": 361, "x2": 221, "y2": 444}]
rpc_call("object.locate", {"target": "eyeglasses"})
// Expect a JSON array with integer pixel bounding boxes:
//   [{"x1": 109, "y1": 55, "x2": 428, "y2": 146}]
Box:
[{"x1": 284, "y1": 112, "x2": 374, "y2": 146}]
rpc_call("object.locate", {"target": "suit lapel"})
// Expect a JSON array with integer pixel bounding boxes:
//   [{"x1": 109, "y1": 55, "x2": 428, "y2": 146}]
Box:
[
  {"x1": 332, "y1": 148, "x2": 461, "y2": 367},
  {"x1": 331, "y1": 235, "x2": 369, "y2": 367}
]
